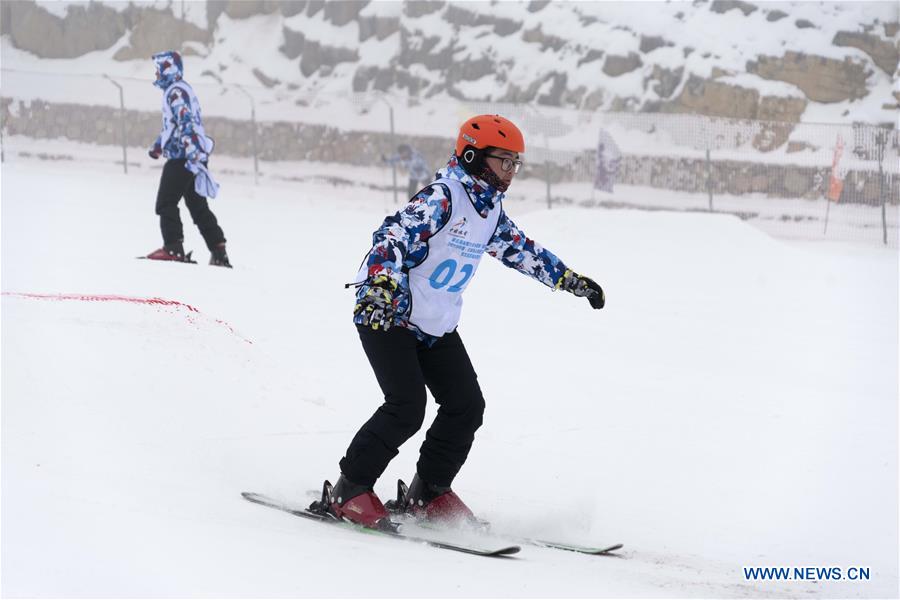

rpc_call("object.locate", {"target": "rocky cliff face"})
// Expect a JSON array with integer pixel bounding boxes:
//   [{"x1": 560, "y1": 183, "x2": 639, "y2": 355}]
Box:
[{"x1": 3, "y1": 0, "x2": 897, "y2": 123}]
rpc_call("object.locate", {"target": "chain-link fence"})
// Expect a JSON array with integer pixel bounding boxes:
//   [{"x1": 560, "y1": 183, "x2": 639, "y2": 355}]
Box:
[{"x1": 2, "y1": 68, "x2": 897, "y2": 246}]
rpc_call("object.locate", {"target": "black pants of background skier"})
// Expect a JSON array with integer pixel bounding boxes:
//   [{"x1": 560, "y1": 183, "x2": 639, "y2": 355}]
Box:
[
  {"x1": 407, "y1": 178, "x2": 428, "y2": 200},
  {"x1": 156, "y1": 159, "x2": 226, "y2": 250},
  {"x1": 340, "y1": 325, "x2": 485, "y2": 489}
]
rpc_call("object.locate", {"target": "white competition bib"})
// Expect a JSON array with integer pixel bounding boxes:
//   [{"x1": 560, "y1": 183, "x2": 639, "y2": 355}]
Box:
[{"x1": 406, "y1": 178, "x2": 502, "y2": 336}]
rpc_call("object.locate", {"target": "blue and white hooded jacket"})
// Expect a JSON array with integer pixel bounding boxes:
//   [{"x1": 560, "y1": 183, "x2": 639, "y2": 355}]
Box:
[
  {"x1": 150, "y1": 51, "x2": 219, "y2": 198},
  {"x1": 353, "y1": 155, "x2": 570, "y2": 342}
]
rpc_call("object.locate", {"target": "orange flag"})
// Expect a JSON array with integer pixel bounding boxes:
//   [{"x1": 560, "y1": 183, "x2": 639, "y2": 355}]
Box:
[{"x1": 827, "y1": 135, "x2": 845, "y2": 202}]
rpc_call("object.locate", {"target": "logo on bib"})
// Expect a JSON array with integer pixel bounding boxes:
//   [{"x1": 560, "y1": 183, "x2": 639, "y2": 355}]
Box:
[{"x1": 448, "y1": 217, "x2": 468, "y2": 238}]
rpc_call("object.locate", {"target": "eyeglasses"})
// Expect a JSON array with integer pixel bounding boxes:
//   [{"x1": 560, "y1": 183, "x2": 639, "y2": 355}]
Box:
[{"x1": 485, "y1": 154, "x2": 523, "y2": 174}]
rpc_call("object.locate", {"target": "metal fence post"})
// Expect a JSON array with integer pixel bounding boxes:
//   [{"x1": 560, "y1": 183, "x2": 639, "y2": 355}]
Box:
[
  {"x1": 876, "y1": 129, "x2": 887, "y2": 246},
  {"x1": 103, "y1": 74, "x2": 128, "y2": 174},
  {"x1": 543, "y1": 130, "x2": 552, "y2": 210},
  {"x1": 374, "y1": 96, "x2": 398, "y2": 204},
  {"x1": 389, "y1": 104, "x2": 397, "y2": 204},
  {"x1": 545, "y1": 159, "x2": 552, "y2": 210},
  {"x1": 235, "y1": 84, "x2": 259, "y2": 185}
]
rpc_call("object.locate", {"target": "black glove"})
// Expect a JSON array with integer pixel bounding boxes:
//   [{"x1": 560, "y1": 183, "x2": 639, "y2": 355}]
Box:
[
  {"x1": 559, "y1": 269, "x2": 605, "y2": 309},
  {"x1": 354, "y1": 275, "x2": 399, "y2": 330},
  {"x1": 148, "y1": 144, "x2": 162, "y2": 159}
]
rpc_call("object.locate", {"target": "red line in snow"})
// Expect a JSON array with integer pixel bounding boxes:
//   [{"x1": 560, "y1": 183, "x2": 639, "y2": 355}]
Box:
[
  {"x1": 1, "y1": 292, "x2": 252, "y2": 344},
  {"x1": 3, "y1": 292, "x2": 201, "y2": 311}
]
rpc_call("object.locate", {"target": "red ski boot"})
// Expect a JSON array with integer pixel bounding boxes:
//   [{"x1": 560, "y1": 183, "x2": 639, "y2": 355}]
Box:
[
  {"x1": 321, "y1": 475, "x2": 394, "y2": 531},
  {"x1": 401, "y1": 474, "x2": 479, "y2": 526},
  {"x1": 143, "y1": 242, "x2": 194, "y2": 263}
]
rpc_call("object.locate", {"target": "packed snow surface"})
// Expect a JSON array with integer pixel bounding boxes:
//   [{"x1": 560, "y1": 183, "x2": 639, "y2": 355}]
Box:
[{"x1": 1, "y1": 155, "x2": 897, "y2": 598}]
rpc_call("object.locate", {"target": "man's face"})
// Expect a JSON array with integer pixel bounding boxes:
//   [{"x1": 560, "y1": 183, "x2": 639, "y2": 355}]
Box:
[
  {"x1": 154, "y1": 59, "x2": 170, "y2": 83},
  {"x1": 484, "y1": 149, "x2": 523, "y2": 189}
]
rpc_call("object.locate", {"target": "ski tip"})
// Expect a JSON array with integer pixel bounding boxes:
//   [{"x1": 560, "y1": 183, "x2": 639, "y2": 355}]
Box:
[
  {"x1": 528, "y1": 539, "x2": 624, "y2": 555},
  {"x1": 496, "y1": 545, "x2": 521, "y2": 556},
  {"x1": 242, "y1": 491, "x2": 271, "y2": 505}
]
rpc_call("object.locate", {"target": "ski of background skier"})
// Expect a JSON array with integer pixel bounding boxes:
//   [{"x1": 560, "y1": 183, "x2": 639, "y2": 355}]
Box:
[
  {"x1": 136, "y1": 251, "x2": 197, "y2": 263},
  {"x1": 241, "y1": 492, "x2": 520, "y2": 557}
]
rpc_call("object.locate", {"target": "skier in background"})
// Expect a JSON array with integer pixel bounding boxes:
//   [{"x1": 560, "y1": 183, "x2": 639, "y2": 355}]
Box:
[
  {"x1": 593, "y1": 127, "x2": 622, "y2": 193},
  {"x1": 382, "y1": 143, "x2": 433, "y2": 199},
  {"x1": 317, "y1": 115, "x2": 605, "y2": 530},
  {"x1": 144, "y1": 50, "x2": 231, "y2": 268}
]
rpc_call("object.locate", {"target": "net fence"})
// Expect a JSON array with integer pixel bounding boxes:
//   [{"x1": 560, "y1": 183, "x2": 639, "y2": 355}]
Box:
[{"x1": 2, "y1": 68, "x2": 897, "y2": 246}]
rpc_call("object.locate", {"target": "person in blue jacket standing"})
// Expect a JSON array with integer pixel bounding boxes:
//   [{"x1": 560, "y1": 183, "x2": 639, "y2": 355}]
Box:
[
  {"x1": 144, "y1": 51, "x2": 231, "y2": 268},
  {"x1": 319, "y1": 115, "x2": 605, "y2": 530},
  {"x1": 383, "y1": 143, "x2": 433, "y2": 199}
]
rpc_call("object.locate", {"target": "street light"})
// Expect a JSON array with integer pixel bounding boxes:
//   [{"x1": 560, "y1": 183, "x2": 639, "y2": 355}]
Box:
[
  {"x1": 373, "y1": 95, "x2": 398, "y2": 204},
  {"x1": 103, "y1": 74, "x2": 128, "y2": 174},
  {"x1": 234, "y1": 84, "x2": 259, "y2": 185}
]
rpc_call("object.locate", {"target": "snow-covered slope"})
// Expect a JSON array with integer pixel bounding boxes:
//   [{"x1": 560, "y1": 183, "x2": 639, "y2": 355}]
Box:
[
  {"x1": 3, "y1": 0, "x2": 898, "y2": 124},
  {"x1": 1, "y1": 154, "x2": 897, "y2": 597}
]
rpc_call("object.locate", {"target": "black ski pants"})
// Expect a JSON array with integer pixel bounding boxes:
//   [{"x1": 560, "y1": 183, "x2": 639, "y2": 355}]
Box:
[
  {"x1": 340, "y1": 325, "x2": 486, "y2": 489},
  {"x1": 156, "y1": 159, "x2": 225, "y2": 250},
  {"x1": 407, "y1": 177, "x2": 427, "y2": 200}
]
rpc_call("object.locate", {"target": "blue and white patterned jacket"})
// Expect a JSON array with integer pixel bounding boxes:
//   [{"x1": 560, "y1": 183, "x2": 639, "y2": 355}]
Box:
[
  {"x1": 151, "y1": 81, "x2": 211, "y2": 164},
  {"x1": 353, "y1": 155, "x2": 570, "y2": 341},
  {"x1": 150, "y1": 51, "x2": 218, "y2": 197}
]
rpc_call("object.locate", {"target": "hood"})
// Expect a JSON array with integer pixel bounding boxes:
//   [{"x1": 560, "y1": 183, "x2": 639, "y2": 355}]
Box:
[{"x1": 152, "y1": 51, "x2": 183, "y2": 90}]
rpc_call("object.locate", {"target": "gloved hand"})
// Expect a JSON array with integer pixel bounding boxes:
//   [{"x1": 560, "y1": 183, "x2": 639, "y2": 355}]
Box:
[
  {"x1": 559, "y1": 269, "x2": 605, "y2": 309},
  {"x1": 148, "y1": 144, "x2": 162, "y2": 159},
  {"x1": 354, "y1": 275, "x2": 399, "y2": 330}
]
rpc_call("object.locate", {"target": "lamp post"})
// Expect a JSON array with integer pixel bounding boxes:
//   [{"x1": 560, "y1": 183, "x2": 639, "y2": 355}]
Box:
[
  {"x1": 103, "y1": 74, "x2": 128, "y2": 174},
  {"x1": 235, "y1": 84, "x2": 259, "y2": 185},
  {"x1": 374, "y1": 95, "x2": 397, "y2": 204}
]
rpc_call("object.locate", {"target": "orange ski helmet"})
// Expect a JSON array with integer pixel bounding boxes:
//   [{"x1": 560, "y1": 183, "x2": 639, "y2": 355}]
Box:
[{"x1": 455, "y1": 114, "x2": 525, "y2": 158}]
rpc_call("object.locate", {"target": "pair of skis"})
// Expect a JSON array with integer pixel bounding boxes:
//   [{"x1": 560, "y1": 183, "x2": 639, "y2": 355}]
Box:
[
  {"x1": 242, "y1": 480, "x2": 623, "y2": 558},
  {"x1": 243, "y1": 491, "x2": 519, "y2": 557}
]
